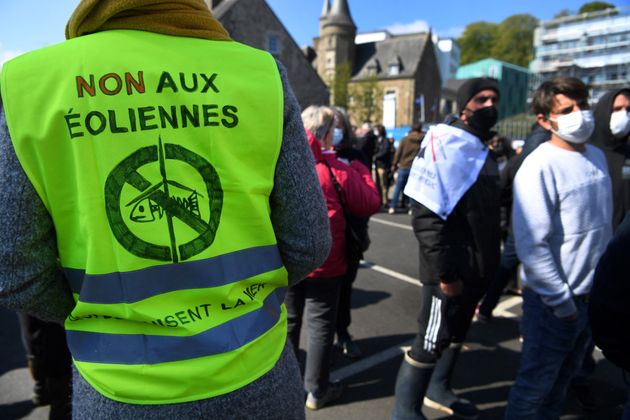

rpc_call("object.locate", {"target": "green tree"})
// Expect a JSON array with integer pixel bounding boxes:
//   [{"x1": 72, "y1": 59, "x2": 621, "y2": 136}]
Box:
[
  {"x1": 554, "y1": 9, "x2": 572, "y2": 18},
  {"x1": 457, "y1": 21, "x2": 498, "y2": 65},
  {"x1": 579, "y1": 1, "x2": 615, "y2": 13},
  {"x1": 491, "y1": 14, "x2": 539, "y2": 68},
  {"x1": 328, "y1": 61, "x2": 352, "y2": 108},
  {"x1": 348, "y1": 75, "x2": 382, "y2": 125}
]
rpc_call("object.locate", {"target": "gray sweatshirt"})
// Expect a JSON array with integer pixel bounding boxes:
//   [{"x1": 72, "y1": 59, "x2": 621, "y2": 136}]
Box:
[{"x1": 513, "y1": 142, "x2": 612, "y2": 318}]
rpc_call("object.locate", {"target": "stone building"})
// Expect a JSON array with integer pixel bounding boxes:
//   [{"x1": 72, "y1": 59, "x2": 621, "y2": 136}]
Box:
[
  {"x1": 313, "y1": 0, "x2": 442, "y2": 127},
  {"x1": 207, "y1": 0, "x2": 329, "y2": 108}
]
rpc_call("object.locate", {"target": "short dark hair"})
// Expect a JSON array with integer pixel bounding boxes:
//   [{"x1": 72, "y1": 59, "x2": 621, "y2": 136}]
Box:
[
  {"x1": 532, "y1": 77, "x2": 589, "y2": 117},
  {"x1": 411, "y1": 123, "x2": 423, "y2": 133}
]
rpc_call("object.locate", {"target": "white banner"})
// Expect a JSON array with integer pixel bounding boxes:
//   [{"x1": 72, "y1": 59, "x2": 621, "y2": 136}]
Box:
[{"x1": 404, "y1": 124, "x2": 488, "y2": 220}]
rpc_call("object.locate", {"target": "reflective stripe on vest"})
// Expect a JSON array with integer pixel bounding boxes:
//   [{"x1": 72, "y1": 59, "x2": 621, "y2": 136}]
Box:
[
  {"x1": 66, "y1": 287, "x2": 286, "y2": 364},
  {"x1": 1, "y1": 30, "x2": 287, "y2": 404},
  {"x1": 64, "y1": 245, "x2": 283, "y2": 304}
]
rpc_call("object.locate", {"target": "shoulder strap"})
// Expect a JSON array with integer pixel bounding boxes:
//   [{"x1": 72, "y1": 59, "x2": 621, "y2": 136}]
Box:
[{"x1": 323, "y1": 160, "x2": 347, "y2": 207}]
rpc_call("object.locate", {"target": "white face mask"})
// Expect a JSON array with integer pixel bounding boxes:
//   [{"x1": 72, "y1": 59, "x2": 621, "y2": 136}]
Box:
[
  {"x1": 610, "y1": 110, "x2": 630, "y2": 138},
  {"x1": 549, "y1": 110, "x2": 595, "y2": 144},
  {"x1": 332, "y1": 128, "x2": 344, "y2": 146}
]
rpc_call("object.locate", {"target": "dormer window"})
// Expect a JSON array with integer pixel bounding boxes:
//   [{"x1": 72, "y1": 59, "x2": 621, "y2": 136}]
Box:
[
  {"x1": 388, "y1": 57, "x2": 401, "y2": 76},
  {"x1": 367, "y1": 59, "x2": 380, "y2": 76}
]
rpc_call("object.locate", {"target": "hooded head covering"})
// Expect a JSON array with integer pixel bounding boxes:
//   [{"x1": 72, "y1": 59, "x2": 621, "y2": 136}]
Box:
[
  {"x1": 590, "y1": 88, "x2": 630, "y2": 151},
  {"x1": 456, "y1": 77, "x2": 500, "y2": 114},
  {"x1": 590, "y1": 88, "x2": 630, "y2": 230}
]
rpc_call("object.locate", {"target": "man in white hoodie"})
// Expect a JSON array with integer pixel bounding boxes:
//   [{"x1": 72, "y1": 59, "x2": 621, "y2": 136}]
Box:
[{"x1": 506, "y1": 77, "x2": 613, "y2": 418}]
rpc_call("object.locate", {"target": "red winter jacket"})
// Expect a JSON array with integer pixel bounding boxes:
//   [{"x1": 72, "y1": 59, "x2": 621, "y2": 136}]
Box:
[{"x1": 306, "y1": 130, "x2": 381, "y2": 278}]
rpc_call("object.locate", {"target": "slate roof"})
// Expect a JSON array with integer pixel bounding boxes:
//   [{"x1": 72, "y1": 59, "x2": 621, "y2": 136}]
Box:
[{"x1": 352, "y1": 32, "x2": 429, "y2": 81}]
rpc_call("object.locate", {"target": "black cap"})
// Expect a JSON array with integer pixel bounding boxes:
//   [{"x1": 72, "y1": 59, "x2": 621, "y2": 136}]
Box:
[{"x1": 456, "y1": 77, "x2": 500, "y2": 114}]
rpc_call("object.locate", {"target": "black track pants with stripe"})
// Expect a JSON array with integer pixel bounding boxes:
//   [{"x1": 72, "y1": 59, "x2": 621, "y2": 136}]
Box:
[{"x1": 408, "y1": 283, "x2": 486, "y2": 364}]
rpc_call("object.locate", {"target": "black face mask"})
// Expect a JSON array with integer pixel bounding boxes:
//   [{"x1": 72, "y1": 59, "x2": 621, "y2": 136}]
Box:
[{"x1": 467, "y1": 106, "x2": 498, "y2": 133}]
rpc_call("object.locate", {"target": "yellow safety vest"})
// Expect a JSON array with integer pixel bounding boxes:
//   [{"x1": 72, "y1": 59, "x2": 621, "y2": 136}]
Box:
[{"x1": 1, "y1": 29, "x2": 287, "y2": 404}]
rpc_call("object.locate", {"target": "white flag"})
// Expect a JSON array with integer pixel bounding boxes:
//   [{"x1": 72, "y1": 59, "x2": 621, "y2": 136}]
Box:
[{"x1": 404, "y1": 124, "x2": 488, "y2": 220}]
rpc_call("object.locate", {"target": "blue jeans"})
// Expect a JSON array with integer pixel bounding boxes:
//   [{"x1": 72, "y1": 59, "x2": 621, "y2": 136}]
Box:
[
  {"x1": 506, "y1": 288, "x2": 591, "y2": 419},
  {"x1": 624, "y1": 383, "x2": 630, "y2": 420},
  {"x1": 390, "y1": 167, "x2": 410, "y2": 209}
]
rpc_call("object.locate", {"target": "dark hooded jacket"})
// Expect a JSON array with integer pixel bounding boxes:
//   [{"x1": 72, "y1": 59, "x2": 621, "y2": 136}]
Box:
[{"x1": 590, "y1": 88, "x2": 630, "y2": 229}]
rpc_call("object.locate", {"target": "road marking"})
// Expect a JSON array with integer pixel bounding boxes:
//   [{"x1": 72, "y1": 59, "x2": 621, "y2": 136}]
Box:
[
  {"x1": 330, "y1": 341, "x2": 412, "y2": 382},
  {"x1": 342, "y1": 260, "x2": 523, "y2": 383},
  {"x1": 370, "y1": 217, "x2": 413, "y2": 231},
  {"x1": 493, "y1": 296, "x2": 521, "y2": 319},
  {"x1": 361, "y1": 261, "x2": 420, "y2": 287},
  {"x1": 361, "y1": 261, "x2": 522, "y2": 319},
  {"x1": 457, "y1": 380, "x2": 514, "y2": 394}
]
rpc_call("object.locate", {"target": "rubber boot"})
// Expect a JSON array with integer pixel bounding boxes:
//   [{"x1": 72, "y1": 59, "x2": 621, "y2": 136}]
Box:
[
  {"x1": 47, "y1": 374, "x2": 72, "y2": 420},
  {"x1": 391, "y1": 351, "x2": 434, "y2": 420},
  {"x1": 424, "y1": 343, "x2": 479, "y2": 419},
  {"x1": 27, "y1": 356, "x2": 50, "y2": 406}
]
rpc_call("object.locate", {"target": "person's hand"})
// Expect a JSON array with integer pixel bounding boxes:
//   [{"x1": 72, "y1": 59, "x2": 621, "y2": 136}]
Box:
[{"x1": 439, "y1": 280, "x2": 463, "y2": 297}]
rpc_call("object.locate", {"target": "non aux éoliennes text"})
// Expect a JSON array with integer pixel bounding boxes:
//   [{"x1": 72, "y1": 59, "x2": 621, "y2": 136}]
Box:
[{"x1": 64, "y1": 71, "x2": 239, "y2": 139}]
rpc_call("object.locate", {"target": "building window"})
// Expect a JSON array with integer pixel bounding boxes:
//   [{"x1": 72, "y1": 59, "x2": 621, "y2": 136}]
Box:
[
  {"x1": 267, "y1": 34, "x2": 280, "y2": 55},
  {"x1": 325, "y1": 51, "x2": 335, "y2": 69},
  {"x1": 388, "y1": 57, "x2": 401, "y2": 76},
  {"x1": 388, "y1": 63, "x2": 400, "y2": 76}
]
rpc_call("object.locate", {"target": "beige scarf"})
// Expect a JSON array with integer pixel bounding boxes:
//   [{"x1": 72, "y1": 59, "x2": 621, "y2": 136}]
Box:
[{"x1": 65, "y1": 0, "x2": 231, "y2": 41}]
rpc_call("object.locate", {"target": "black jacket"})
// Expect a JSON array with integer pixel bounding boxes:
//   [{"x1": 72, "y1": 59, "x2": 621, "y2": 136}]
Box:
[
  {"x1": 357, "y1": 132, "x2": 377, "y2": 166},
  {"x1": 374, "y1": 136, "x2": 393, "y2": 169},
  {"x1": 411, "y1": 120, "x2": 501, "y2": 286},
  {"x1": 590, "y1": 88, "x2": 630, "y2": 230},
  {"x1": 336, "y1": 145, "x2": 370, "y2": 169},
  {"x1": 589, "y1": 211, "x2": 630, "y2": 371},
  {"x1": 521, "y1": 123, "x2": 551, "y2": 156}
]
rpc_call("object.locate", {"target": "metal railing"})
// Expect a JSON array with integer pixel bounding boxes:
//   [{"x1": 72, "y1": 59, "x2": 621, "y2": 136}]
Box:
[{"x1": 495, "y1": 119, "x2": 536, "y2": 140}]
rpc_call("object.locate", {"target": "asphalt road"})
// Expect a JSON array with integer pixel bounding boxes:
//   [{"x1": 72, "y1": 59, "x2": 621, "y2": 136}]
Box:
[{"x1": 0, "y1": 210, "x2": 627, "y2": 419}]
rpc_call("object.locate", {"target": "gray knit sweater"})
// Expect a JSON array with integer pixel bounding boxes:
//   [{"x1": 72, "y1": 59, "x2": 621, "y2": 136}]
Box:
[{"x1": 0, "y1": 60, "x2": 328, "y2": 418}]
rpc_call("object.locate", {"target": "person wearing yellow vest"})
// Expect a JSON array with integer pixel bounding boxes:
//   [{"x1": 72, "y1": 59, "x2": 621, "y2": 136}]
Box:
[{"x1": 0, "y1": 1, "x2": 331, "y2": 418}]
